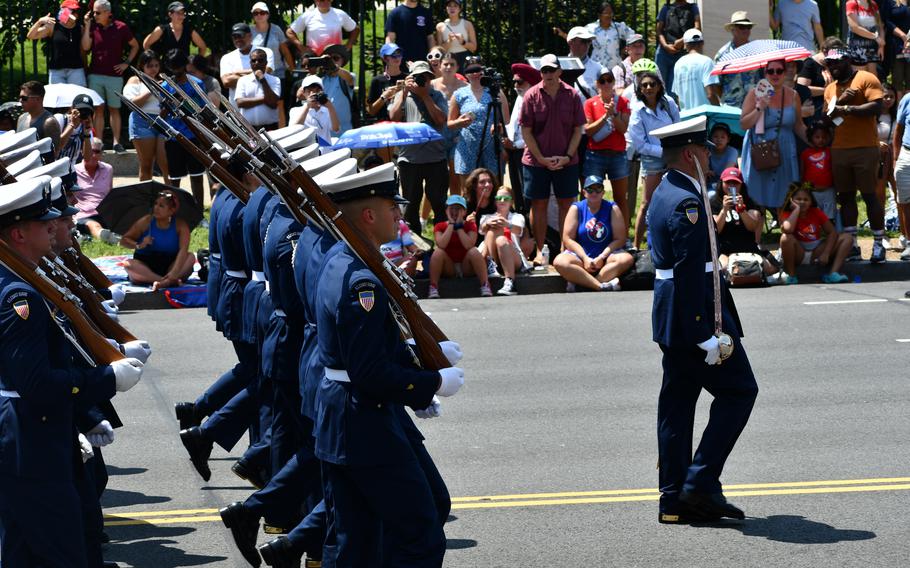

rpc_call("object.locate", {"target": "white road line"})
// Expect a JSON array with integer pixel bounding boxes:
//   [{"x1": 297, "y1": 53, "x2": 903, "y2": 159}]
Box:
[
  {"x1": 803, "y1": 299, "x2": 889, "y2": 305},
  {"x1": 897, "y1": 339, "x2": 910, "y2": 343}
]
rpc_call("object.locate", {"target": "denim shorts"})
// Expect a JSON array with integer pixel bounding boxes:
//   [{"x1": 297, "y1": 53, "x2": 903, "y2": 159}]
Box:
[
  {"x1": 582, "y1": 149, "x2": 630, "y2": 181},
  {"x1": 522, "y1": 164, "x2": 580, "y2": 200},
  {"x1": 128, "y1": 112, "x2": 161, "y2": 140},
  {"x1": 640, "y1": 155, "x2": 667, "y2": 177},
  {"x1": 48, "y1": 67, "x2": 86, "y2": 87}
]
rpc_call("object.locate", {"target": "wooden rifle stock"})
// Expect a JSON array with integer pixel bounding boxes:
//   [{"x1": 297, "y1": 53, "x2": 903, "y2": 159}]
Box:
[
  {"x1": 0, "y1": 239, "x2": 123, "y2": 365},
  {"x1": 0, "y1": 160, "x2": 15, "y2": 184}
]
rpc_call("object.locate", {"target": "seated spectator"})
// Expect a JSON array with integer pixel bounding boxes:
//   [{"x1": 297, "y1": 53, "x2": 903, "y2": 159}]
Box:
[
  {"x1": 287, "y1": 0, "x2": 360, "y2": 58},
  {"x1": 27, "y1": 2, "x2": 87, "y2": 86},
  {"x1": 120, "y1": 190, "x2": 195, "y2": 290},
  {"x1": 710, "y1": 167, "x2": 776, "y2": 275},
  {"x1": 385, "y1": 0, "x2": 435, "y2": 64},
  {"x1": 291, "y1": 75, "x2": 339, "y2": 143},
  {"x1": 478, "y1": 186, "x2": 528, "y2": 296},
  {"x1": 142, "y1": 1, "x2": 207, "y2": 58},
  {"x1": 428, "y1": 195, "x2": 491, "y2": 298},
  {"x1": 188, "y1": 54, "x2": 222, "y2": 105},
  {"x1": 16, "y1": 81, "x2": 61, "y2": 159},
  {"x1": 124, "y1": 50, "x2": 169, "y2": 183},
  {"x1": 778, "y1": 182, "x2": 852, "y2": 284},
  {"x1": 554, "y1": 175, "x2": 634, "y2": 291},
  {"x1": 435, "y1": 0, "x2": 476, "y2": 71},
  {"x1": 74, "y1": 137, "x2": 118, "y2": 244},
  {"x1": 463, "y1": 167, "x2": 496, "y2": 226},
  {"x1": 707, "y1": 122, "x2": 739, "y2": 192},
  {"x1": 235, "y1": 47, "x2": 284, "y2": 129},
  {"x1": 800, "y1": 121, "x2": 837, "y2": 225},
  {"x1": 381, "y1": 219, "x2": 421, "y2": 276}
]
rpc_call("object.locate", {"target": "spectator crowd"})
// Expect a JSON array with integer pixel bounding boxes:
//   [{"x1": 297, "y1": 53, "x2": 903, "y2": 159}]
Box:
[{"x1": 7, "y1": 0, "x2": 910, "y2": 296}]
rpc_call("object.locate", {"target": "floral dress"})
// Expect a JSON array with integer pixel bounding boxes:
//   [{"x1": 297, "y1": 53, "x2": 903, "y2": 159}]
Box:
[{"x1": 452, "y1": 86, "x2": 498, "y2": 175}]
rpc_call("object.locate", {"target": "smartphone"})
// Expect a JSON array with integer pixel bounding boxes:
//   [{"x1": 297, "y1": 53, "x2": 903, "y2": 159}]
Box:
[{"x1": 396, "y1": 80, "x2": 406, "y2": 90}]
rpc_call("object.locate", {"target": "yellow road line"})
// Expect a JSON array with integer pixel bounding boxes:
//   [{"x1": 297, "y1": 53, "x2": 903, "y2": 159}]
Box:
[{"x1": 102, "y1": 477, "x2": 910, "y2": 527}]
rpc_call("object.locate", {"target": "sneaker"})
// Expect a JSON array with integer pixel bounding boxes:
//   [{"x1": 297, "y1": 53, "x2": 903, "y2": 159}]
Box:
[
  {"x1": 901, "y1": 246, "x2": 910, "y2": 261},
  {"x1": 600, "y1": 277, "x2": 621, "y2": 291},
  {"x1": 479, "y1": 283, "x2": 492, "y2": 297},
  {"x1": 846, "y1": 245, "x2": 862, "y2": 261},
  {"x1": 870, "y1": 241, "x2": 886, "y2": 264},
  {"x1": 883, "y1": 237, "x2": 893, "y2": 250},
  {"x1": 486, "y1": 258, "x2": 501, "y2": 278},
  {"x1": 99, "y1": 229, "x2": 121, "y2": 245},
  {"x1": 785, "y1": 275, "x2": 799, "y2": 285},
  {"x1": 821, "y1": 272, "x2": 849, "y2": 284},
  {"x1": 113, "y1": 143, "x2": 126, "y2": 154},
  {"x1": 766, "y1": 271, "x2": 784, "y2": 285},
  {"x1": 565, "y1": 282, "x2": 576, "y2": 293},
  {"x1": 900, "y1": 235, "x2": 909, "y2": 250},
  {"x1": 496, "y1": 278, "x2": 516, "y2": 296},
  {"x1": 427, "y1": 285, "x2": 440, "y2": 299}
]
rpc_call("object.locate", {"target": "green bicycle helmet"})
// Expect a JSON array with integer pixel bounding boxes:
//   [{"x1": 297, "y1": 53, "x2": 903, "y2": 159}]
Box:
[{"x1": 631, "y1": 58, "x2": 658, "y2": 74}]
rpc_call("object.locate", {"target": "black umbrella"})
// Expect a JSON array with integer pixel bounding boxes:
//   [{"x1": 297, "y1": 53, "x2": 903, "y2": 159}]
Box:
[{"x1": 97, "y1": 181, "x2": 203, "y2": 236}]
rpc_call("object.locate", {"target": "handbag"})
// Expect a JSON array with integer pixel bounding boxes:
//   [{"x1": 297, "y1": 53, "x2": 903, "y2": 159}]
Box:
[
  {"x1": 618, "y1": 250, "x2": 656, "y2": 291},
  {"x1": 726, "y1": 252, "x2": 764, "y2": 286},
  {"x1": 751, "y1": 91, "x2": 784, "y2": 171}
]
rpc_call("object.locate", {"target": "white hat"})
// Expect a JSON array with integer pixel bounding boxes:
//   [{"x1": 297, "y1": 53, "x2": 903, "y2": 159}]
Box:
[
  {"x1": 320, "y1": 162, "x2": 407, "y2": 204},
  {"x1": 250, "y1": 2, "x2": 269, "y2": 13},
  {"x1": 301, "y1": 148, "x2": 352, "y2": 176},
  {"x1": 276, "y1": 127, "x2": 317, "y2": 151},
  {"x1": 290, "y1": 142, "x2": 321, "y2": 164},
  {"x1": 0, "y1": 128, "x2": 38, "y2": 155},
  {"x1": 724, "y1": 11, "x2": 754, "y2": 31},
  {"x1": 566, "y1": 26, "x2": 595, "y2": 42},
  {"x1": 301, "y1": 75, "x2": 324, "y2": 90},
  {"x1": 0, "y1": 176, "x2": 62, "y2": 226},
  {"x1": 0, "y1": 138, "x2": 53, "y2": 164},
  {"x1": 539, "y1": 53, "x2": 561, "y2": 70},
  {"x1": 313, "y1": 157, "x2": 359, "y2": 185},
  {"x1": 5, "y1": 150, "x2": 43, "y2": 178},
  {"x1": 683, "y1": 28, "x2": 704, "y2": 44},
  {"x1": 648, "y1": 116, "x2": 713, "y2": 149},
  {"x1": 264, "y1": 123, "x2": 305, "y2": 142},
  {"x1": 17, "y1": 157, "x2": 78, "y2": 191}
]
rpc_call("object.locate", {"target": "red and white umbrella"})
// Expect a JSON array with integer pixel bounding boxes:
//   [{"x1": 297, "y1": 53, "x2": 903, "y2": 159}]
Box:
[{"x1": 712, "y1": 39, "x2": 812, "y2": 76}]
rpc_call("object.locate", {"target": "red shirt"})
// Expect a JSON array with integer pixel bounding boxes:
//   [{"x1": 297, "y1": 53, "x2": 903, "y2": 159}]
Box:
[
  {"x1": 800, "y1": 147, "x2": 833, "y2": 189},
  {"x1": 433, "y1": 220, "x2": 477, "y2": 263},
  {"x1": 518, "y1": 80, "x2": 586, "y2": 167},
  {"x1": 781, "y1": 207, "x2": 829, "y2": 244},
  {"x1": 584, "y1": 95, "x2": 630, "y2": 152},
  {"x1": 89, "y1": 20, "x2": 135, "y2": 76}
]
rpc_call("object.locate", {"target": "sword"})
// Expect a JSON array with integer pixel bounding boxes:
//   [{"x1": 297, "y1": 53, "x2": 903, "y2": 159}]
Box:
[{"x1": 693, "y1": 158, "x2": 734, "y2": 362}]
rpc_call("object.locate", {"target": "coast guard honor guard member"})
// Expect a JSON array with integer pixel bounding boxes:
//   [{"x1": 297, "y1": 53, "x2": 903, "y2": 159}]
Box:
[{"x1": 646, "y1": 116, "x2": 759, "y2": 524}]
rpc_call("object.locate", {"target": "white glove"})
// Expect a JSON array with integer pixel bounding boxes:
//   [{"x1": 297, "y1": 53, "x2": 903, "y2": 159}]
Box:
[
  {"x1": 112, "y1": 358, "x2": 143, "y2": 392},
  {"x1": 108, "y1": 284, "x2": 126, "y2": 306},
  {"x1": 698, "y1": 336, "x2": 721, "y2": 366},
  {"x1": 121, "y1": 339, "x2": 152, "y2": 364},
  {"x1": 78, "y1": 433, "x2": 95, "y2": 462},
  {"x1": 439, "y1": 341, "x2": 463, "y2": 366},
  {"x1": 415, "y1": 396, "x2": 442, "y2": 419},
  {"x1": 436, "y1": 367, "x2": 464, "y2": 397},
  {"x1": 101, "y1": 299, "x2": 119, "y2": 321},
  {"x1": 86, "y1": 420, "x2": 115, "y2": 447}
]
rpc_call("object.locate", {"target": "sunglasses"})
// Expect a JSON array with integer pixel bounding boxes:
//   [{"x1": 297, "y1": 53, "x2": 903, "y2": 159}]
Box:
[
  {"x1": 513, "y1": 79, "x2": 526, "y2": 86},
  {"x1": 765, "y1": 68, "x2": 784, "y2": 75},
  {"x1": 252, "y1": 10, "x2": 268, "y2": 16},
  {"x1": 427, "y1": 52, "x2": 443, "y2": 60},
  {"x1": 494, "y1": 195, "x2": 513, "y2": 202},
  {"x1": 250, "y1": 58, "x2": 267, "y2": 64},
  {"x1": 734, "y1": 24, "x2": 752, "y2": 30},
  {"x1": 586, "y1": 186, "x2": 605, "y2": 193},
  {"x1": 231, "y1": 33, "x2": 246, "y2": 39},
  {"x1": 18, "y1": 95, "x2": 38, "y2": 102},
  {"x1": 598, "y1": 76, "x2": 614, "y2": 84},
  {"x1": 639, "y1": 82, "x2": 658, "y2": 89},
  {"x1": 541, "y1": 67, "x2": 558, "y2": 74}
]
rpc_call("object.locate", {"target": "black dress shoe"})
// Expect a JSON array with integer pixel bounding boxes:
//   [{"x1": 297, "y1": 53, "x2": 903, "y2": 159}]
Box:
[
  {"x1": 175, "y1": 402, "x2": 200, "y2": 430},
  {"x1": 658, "y1": 503, "x2": 721, "y2": 524},
  {"x1": 179, "y1": 427, "x2": 212, "y2": 481},
  {"x1": 679, "y1": 491, "x2": 745, "y2": 520},
  {"x1": 221, "y1": 502, "x2": 262, "y2": 567},
  {"x1": 103, "y1": 562, "x2": 119, "y2": 568},
  {"x1": 258, "y1": 536, "x2": 303, "y2": 568},
  {"x1": 232, "y1": 459, "x2": 266, "y2": 489}
]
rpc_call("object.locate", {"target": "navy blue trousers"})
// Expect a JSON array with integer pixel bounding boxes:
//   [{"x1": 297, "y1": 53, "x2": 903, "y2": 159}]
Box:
[
  {"x1": 657, "y1": 338, "x2": 758, "y2": 510},
  {"x1": 194, "y1": 340, "x2": 257, "y2": 418}
]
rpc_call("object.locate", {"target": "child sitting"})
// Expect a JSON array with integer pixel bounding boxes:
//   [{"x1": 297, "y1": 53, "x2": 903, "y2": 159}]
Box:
[
  {"x1": 800, "y1": 121, "x2": 838, "y2": 228},
  {"x1": 428, "y1": 195, "x2": 492, "y2": 298},
  {"x1": 478, "y1": 186, "x2": 529, "y2": 296},
  {"x1": 778, "y1": 182, "x2": 852, "y2": 284},
  {"x1": 381, "y1": 219, "x2": 421, "y2": 276},
  {"x1": 707, "y1": 122, "x2": 739, "y2": 193}
]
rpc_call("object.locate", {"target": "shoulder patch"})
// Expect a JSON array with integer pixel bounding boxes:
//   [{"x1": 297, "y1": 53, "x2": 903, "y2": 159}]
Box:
[
  {"x1": 352, "y1": 280, "x2": 377, "y2": 292},
  {"x1": 685, "y1": 206, "x2": 699, "y2": 224},
  {"x1": 358, "y1": 290, "x2": 376, "y2": 312},
  {"x1": 12, "y1": 299, "x2": 29, "y2": 320}
]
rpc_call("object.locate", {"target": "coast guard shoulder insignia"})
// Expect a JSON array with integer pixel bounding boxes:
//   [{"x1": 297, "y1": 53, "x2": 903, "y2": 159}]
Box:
[
  {"x1": 358, "y1": 290, "x2": 375, "y2": 312},
  {"x1": 685, "y1": 207, "x2": 699, "y2": 224},
  {"x1": 12, "y1": 300, "x2": 29, "y2": 320}
]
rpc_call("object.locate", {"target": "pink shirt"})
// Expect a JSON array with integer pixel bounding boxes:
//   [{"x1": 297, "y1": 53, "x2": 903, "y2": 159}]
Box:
[
  {"x1": 518, "y1": 80, "x2": 586, "y2": 168},
  {"x1": 74, "y1": 161, "x2": 113, "y2": 220}
]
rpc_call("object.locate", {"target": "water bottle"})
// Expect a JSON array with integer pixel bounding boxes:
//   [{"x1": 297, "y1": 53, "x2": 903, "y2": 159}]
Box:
[{"x1": 541, "y1": 244, "x2": 550, "y2": 268}]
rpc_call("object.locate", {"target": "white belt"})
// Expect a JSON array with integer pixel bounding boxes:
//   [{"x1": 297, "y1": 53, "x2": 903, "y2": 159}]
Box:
[
  {"x1": 225, "y1": 269, "x2": 248, "y2": 279},
  {"x1": 211, "y1": 253, "x2": 222, "y2": 260},
  {"x1": 325, "y1": 368, "x2": 350, "y2": 383},
  {"x1": 0, "y1": 390, "x2": 20, "y2": 398},
  {"x1": 274, "y1": 309, "x2": 287, "y2": 317},
  {"x1": 251, "y1": 271, "x2": 267, "y2": 282},
  {"x1": 654, "y1": 262, "x2": 714, "y2": 280}
]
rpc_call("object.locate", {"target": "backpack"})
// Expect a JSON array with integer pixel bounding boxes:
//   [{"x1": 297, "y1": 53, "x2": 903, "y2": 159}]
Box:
[{"x1": 726, "y1": 253, "x2": 764, "y2": 286}]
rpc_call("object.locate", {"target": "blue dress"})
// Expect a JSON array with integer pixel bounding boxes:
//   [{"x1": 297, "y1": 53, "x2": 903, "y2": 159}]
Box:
[
  {"x1": 452, "y1": 86, "x2": 498, "y2": 175},
  {"x1": 742, "y1": 101, "x2": 799, "y2": 208}
]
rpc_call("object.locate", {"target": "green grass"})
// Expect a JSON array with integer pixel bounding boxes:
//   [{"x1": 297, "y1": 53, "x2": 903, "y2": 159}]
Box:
[{"x1": 80, "y1": 210, "x2": 210, "y2": 259}]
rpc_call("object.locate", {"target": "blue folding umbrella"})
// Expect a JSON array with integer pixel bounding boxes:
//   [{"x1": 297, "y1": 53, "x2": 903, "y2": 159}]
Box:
[
  {"x1": 332, "y1": 121, "x2": 443, "y2": 150},
  {"x1": 680, "y1": 104, "x2": 744, "y2": 137}
]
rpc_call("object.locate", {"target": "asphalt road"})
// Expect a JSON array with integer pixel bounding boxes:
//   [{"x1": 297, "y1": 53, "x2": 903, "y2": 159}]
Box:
[{"x1": 101, "y1": 281, "x2": 910, "y2": 567}]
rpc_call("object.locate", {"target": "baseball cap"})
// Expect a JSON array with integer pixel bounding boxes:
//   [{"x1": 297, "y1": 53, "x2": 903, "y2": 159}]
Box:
[
  {"x1": 683, "y1": 28, "x2": 704, "y2": 44},
  {"x1": 583, "y1": 175, "x2": 604, "y2": 189},
  {"x1": 72, "y1": 94, "x2": 93, "y2": 111},
  {"x1": 167, "y1": 1, "x2": 185, "y2": 12},
  {"x1": 720, "y1": 167, "x2": 744, "y2": 184},
  {"x1": 379, "y1": 43, "x2": 402, "y2": 58},
  {"x1": 408, "y1": 60, "x2": 433, "y2": 77},
  {"x1": 539, "y1": 53, "x2": 560, "y2": 71},
  {"x1": 250, "y1": 1, "x2": 269, "y2": 13},
  {"x1": 302, "y1": 75, "x2": 323, "y2": 89},
  {"x1": 231, "y1": 23, "x2": 251, "y2": 36},
  {"x1": 566, "y1": 26, "x2": 595, "y2": 42},
  {"x1": 626, "y1": 33, "x2": 645, "y2": 45},
  {"x1": 446, "y1": 195, "x2": 467, "y2": 208},
  {"x1": 824, "y1": 48, "x2": 850, "y2": 61}
]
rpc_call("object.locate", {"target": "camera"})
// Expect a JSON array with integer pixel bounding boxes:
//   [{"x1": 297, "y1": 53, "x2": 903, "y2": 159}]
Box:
[
  {"x1": 315, "y1": 92, "x2": 329, "y2": 105},
  {"x1": 78, "y1": 108, "x2": 93, "y2": 119},
  {"x1": 414, "y1": 74, "x2": 428, "y2": 87},
  {"x1": 480, "y1": 67, "x2": 503, "y2": 97}
]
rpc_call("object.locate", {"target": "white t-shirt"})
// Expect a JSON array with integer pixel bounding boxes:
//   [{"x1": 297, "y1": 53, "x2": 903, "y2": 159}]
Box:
[
  {"x1": 295, "y1": 105, "x2": 334, "y2": 142},
  {"x1": 479, "y1": 211, "x2": 526, "y2": 236},
  {"x1": 220, "y1": 47, "x2": 275, "y2": 102},
  {"x1": 291, "y1": 7, "x2": 357, "y2": 55},
  {"x1": 235, "y1": 73, "x2": 282, "y2": 126}
]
